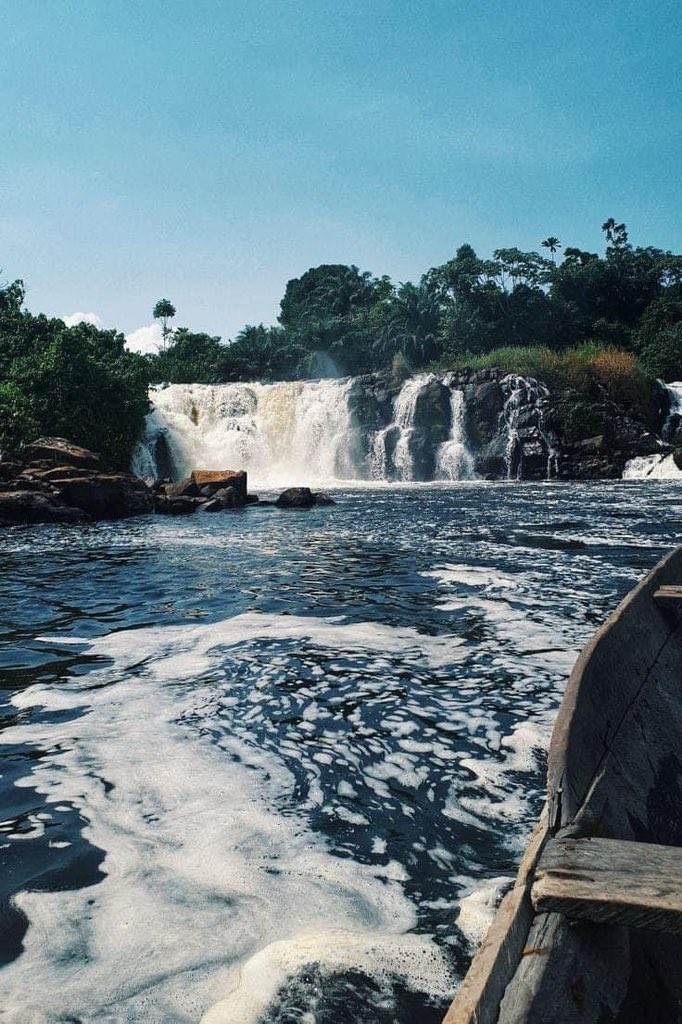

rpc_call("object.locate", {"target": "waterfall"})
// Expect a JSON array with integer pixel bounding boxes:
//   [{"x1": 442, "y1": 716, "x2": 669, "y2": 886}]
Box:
[
  {"x1": 500, "y1": 375, "x2": 558, "y2": 480},
  {"x1": 134, "y1": 374, "x2": 479, "y2": 487},
  {"x1": 661, "y1": 381, "x2": 682, "y2": 443},
  {"x1": 133, "y1": 380, "x2": 356, "y2": 488},
  {"x1": 622, "y1": 382, "x2": 682, "y2": 480},
  {"x1": 391, "y1": 374, "x2": 432, "y2": 481},
  {"x1": 435, "y1": 390, "x2": 475, "y2": 480}
]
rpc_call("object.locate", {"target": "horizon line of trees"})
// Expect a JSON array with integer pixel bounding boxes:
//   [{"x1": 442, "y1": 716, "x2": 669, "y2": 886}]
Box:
[
  {"x1": 1, "y1": 218, "x2": 681, "y2": 463},
  {"x1": 149, "y1": 218, "x2": 682, "y2": 384}
]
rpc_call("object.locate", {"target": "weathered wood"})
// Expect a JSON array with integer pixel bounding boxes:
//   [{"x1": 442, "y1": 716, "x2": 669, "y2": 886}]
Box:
[
  {"x1": 653, "y1": 585, "x2": 682, "y2": 602},
  {"x1": 443, "y1": 815, "x2": 548, "y2": 1024},
  {"x1": 532, "y1": 837, "x2": 682, "y2": 933}
]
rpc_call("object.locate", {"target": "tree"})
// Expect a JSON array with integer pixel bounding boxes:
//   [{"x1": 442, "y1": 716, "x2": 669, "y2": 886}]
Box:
[
  {"x1": 376, "y1": 283, "x2": 442, "y2": 367},
  {"x1": 153, "y1": 298, "x2": 176, "y2": 351},
  {"x1": 541, "y1": 237, "x2": 562, "y2": 263}
]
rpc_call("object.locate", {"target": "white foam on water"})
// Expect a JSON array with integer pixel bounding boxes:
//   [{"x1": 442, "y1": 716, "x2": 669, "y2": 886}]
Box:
[
  {"x1": 200, "y1": 931, "x2": 456, "y2": 1024},
  {"x1": 2, "y1": 613, "x2": 465, "y2": 1022},
  {"x1": 455, "y1": 877, "x2": 511, "y2": 949}
]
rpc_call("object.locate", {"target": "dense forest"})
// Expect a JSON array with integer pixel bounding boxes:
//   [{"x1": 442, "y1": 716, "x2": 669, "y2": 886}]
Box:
[{"x1": 1, "y1": 220, "x2": 681, "y2": 463}]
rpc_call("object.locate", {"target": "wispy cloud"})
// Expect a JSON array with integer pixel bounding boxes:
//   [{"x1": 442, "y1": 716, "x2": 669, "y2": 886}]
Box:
[
  {"x1": 61, "y1": 311, "x2": 103, "y2": 327},
  {"x1": 125, "y1": 322, "x2": 162, "y2": 354}
]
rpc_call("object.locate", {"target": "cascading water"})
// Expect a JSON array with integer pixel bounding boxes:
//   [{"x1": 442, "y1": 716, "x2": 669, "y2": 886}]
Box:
[
  {"x1": 435, "y1": 389, "x2": 475, "y2": 480},
  {"x1": 136, "y1": 375, "x2": 479, "y2": 487},
  {"x1": 500, "y1": 375, "x2": 558, "y2": 480},
  {"x1": 133, "y1": 380, "x2": 356, "y2": 488},
  {"x1": 623, "y1": 381, "x2": 682, "y2": 480}
]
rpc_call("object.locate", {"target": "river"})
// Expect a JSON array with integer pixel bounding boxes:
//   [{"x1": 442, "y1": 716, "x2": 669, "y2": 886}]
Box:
[{"x1": 1, "y1": 480, "x2": 681, "y2": 1022}]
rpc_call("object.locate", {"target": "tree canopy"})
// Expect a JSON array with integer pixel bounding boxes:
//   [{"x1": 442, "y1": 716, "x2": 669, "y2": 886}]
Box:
[{"x1": 2, "y1": 219, "x2": 681, "y2": 463}]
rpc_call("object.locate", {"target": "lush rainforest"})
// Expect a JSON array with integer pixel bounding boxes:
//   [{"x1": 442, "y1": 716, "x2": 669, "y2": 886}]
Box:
[{"x1": 1, "y1": 220, "x2": 681, "y2": 461}]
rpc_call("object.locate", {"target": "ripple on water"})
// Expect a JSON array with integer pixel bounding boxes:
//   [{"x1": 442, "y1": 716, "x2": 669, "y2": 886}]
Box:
[{"x1": 0, "y1": 481, "x2": 680, "y2": 1021}]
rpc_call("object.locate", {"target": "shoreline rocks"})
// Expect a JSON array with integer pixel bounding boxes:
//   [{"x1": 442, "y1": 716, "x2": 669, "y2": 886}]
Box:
[{"x1": 0, "y1": 438, "x2": 337, "y2": 526}]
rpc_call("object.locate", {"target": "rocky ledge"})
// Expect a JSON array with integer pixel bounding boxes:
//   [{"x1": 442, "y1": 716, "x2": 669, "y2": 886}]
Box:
[{"x1": 0, "y1": 438, "x2": 335, "y2": 526}]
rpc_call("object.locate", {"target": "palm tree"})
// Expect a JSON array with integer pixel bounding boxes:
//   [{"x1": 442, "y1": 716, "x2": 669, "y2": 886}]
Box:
[
  {"x1": 377, "y1": 283, "x2": 441, "y2": 367},
  {"x1": 541, "y1": 237, "x2": 561, "y2": 263},
  {"x1": 601, "y1": 218, "x2": 617, "y2": 243}
]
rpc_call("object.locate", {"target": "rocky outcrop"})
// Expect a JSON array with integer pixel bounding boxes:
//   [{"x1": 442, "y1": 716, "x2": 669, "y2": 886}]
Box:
[
  {"x1": 24, "y1": 437, "x2": 103, "y2": 470},
  {"x1": 0, "y1": 490, "x2": 90, "y2": 526},
  {"x1": 0, "y1": 439, "x2": 153, "y2": 525}
]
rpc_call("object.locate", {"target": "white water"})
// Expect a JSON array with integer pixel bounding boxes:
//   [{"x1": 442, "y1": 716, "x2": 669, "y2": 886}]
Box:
[
  {"x1": 135, "y1": 376, "x2": 476, "y2": 487},
  {"x1": 133, "y1": 380, "x2": 356, "y2": 488},
  {"x1": 435, "y1": 390, "x2": 475, "y2": 481},
  {"x1": 500, "y1": 375, "x2": 557, "y2": 480},
  {"x1": 623, "y1": 381, "x2": 682, "y2": 480}
]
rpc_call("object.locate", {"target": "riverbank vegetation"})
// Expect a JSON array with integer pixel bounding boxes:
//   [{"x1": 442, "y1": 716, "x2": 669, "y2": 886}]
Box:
[
  {"x1": 0, "y1": 280, "x2": 150, "y2": 465},
  {"x1": 149, "y1": 219, "x2": 681, "y2": 386},
  {"x1": 1, "y1": 219, "x2": 680, "y2": 461}
]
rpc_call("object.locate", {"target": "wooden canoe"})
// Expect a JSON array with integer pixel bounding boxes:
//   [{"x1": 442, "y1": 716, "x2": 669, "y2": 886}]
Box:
[{"x1": 444, "y1": 545, "x2": 682, "y2": 1024}]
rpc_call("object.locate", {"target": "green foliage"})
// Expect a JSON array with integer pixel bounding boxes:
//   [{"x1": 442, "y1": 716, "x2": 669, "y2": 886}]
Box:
[
  {"x1": 0, "y1": 281, "x2": 150, "y2": 465},
  {"x1": 153, "y1": 298, "x2": 176, "y2": 350},
  {"x1": 3, "y1": 217, "x2": 681, "y2": 464}
]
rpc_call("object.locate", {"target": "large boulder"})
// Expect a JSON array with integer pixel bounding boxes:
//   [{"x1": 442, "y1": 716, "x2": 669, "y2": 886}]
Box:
[
  {"x1": 0, "y1": 490, "x2": 90, "y2": 526},
  {"x1": 276, "y1": 487, "x2": 335, "y2": 508},
  {"x1": 190, "y1": 470, "x2": 247, "y2": 501},
  {"x1": 164, "y1": 477, "x2": 201, "y2": 498},
  {"x1": 154, "y1": 494, "x2": 197, "y2": 516},
  {"x1": 23, "y1": 438, "x2": 102, "y2": 470},
  {"x1": 53, "y1": 473, "x2": 154, "y2": 519}
]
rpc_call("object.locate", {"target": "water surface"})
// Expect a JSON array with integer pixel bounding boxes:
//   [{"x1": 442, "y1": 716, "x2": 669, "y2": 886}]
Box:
[{"x1": 1, "y1": 481, "x2": 681, "y2": 1023}]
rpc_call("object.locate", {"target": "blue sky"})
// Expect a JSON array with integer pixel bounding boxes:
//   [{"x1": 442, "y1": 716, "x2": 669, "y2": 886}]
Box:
[{"x1": 2, "y1": 0, "x2": 680, "y2": 349}]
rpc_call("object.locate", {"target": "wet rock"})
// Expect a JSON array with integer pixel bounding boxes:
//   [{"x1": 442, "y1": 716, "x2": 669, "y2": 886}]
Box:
[
  {"x1": 0, "y1": 490, "x2": 90, "y2": 525},
  {"x1": 164, "y1": 477, "x2": 201, "y2": 498},
  {"x1": 673, "y1": 448, "x2": 682, "y2": 471},
  {"x1": 24, "y1": 437, "x2": 102, "y2": 470},
  {"x1": 0, "y1": 458, "x2": 22, "y2": 481},
  {"x1": 53, "y1": 473, "x2": 154, "y2": 519},
  {"x1": 276, "y1": 487, "x2": 336, "y2": 508},
  {"x1": 190, "y1": 470, "x2": 247, "y2": 501},
  {"x1": 154, "y1": 495, "x2": 197, "y2": 516}
]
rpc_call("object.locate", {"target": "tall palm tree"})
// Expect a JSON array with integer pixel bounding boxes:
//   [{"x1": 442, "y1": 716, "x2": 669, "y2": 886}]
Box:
[
  {"x1": 601, "y1": 218, "x2": 617, "y2": 243},
  {"x1": 541, "y1": 237, "x2": 561, "y2": 263}
]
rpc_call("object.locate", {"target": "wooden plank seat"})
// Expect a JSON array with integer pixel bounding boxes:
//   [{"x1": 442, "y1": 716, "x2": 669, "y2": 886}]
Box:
[
  {"x1": 653, "y1": 585, "x2": 682, "y2": 601},
  {"x1": 531, "y1": 836, "x2": 682, "y2": 934}
]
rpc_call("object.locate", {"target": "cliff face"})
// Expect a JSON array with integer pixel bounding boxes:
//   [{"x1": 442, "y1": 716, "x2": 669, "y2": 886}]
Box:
[{"x1": 348, "y1": 369, "x2": 666, "y2": 481}]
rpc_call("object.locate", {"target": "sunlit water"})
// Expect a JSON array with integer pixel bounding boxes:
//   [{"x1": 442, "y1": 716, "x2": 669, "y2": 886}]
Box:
[{"x1": 1, "y1": 481, "x2": 681, "y2": 1023}]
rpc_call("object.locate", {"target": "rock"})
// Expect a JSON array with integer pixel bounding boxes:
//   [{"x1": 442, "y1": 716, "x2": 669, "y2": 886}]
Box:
[
  {"x1": 164, "y1": 477, "x2": 201, "y2": 498},
  {"x1": 53, "y1": 473, "x2": 154, "y2": 519},
  {"x1": 200, "y1": 498, "x2": 222, "y2": 512},
  {"x1": 154, "y1": 495, "x2": 197, "y2": 516},
  {"x1": 212, "y1": 486, "x2": 240, "y2": 509},
  {"x1": 0, "y1": 490, "x2": 90, "y2": 525},
  {"x1": 23, "y1": 437, "x2": 102, "y2": 470},
  {"x1": 22, "y1": 464, "x2": 98, "y2": 482},
  {"x1": 0, "y1": 459, "x2": 22, "y2": 481},
  {"x1": 276, "y1": 487, "x2": 316, "y2": 508},
  {"x1": 190, "y1": 470, "x2": 247, "y2": 501},
  {"x1": 151, "y1": 431, "x2": 174, "y2": 481},
  {"x1": 245, "y1": 494, "x2": 259, "y2": 505},
  {"x1": 673, "y1": 448, "x2": 682, "y2": 471},
  {"x1": 276, "y1": 487, "x2": 336, "y2": 508}
]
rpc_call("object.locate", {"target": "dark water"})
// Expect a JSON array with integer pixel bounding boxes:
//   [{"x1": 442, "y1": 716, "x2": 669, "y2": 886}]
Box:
[{"x1": 1, "y1": 481, "x2": 681, "y2": 1023}]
